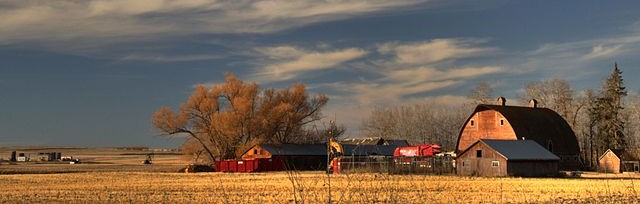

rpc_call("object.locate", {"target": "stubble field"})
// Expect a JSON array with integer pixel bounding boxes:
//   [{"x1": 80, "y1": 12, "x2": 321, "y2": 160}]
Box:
[
  {"x1": 1, "y1": 171, "x2": 640, "y2": 203},
  {"x1": 1, "y1": 147, "x2": 639, "y2": 203}
]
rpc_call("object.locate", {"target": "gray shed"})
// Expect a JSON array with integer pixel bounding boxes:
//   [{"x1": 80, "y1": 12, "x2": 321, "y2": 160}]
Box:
[{"x1": 457, "y1": 139, "x2": 559, "y2": 177}]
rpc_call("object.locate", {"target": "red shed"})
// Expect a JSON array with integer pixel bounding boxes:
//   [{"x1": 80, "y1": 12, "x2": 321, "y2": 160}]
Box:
[{"x1": 598, "y1": 149, "x2": 640, "y2": 173}]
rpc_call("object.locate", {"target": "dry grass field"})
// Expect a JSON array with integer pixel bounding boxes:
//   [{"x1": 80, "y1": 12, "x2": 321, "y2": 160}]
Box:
[
  {"x1": 1, "y1": 147, "x2": 640, "y2": 203},
  {"x1": 0, "y1": 171, "x2": 639, "y2": 203}
]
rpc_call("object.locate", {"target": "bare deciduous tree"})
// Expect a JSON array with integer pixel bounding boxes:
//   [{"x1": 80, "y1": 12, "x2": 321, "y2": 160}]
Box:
[
  {"x1": 152, "y1": 74, "x2": 328, "y2": 162},
  {"x1": 519, "y1": 78, "x2": 576, "y2": 125},
  {"x1": 625, "y1": 92, "x2": 640, "y2": 148},
  {"x1": 467, "y1": 81, "x2": 493, "y2": 105},
  {"x1": 362, "y1": 102, "x2": 467, "y2": 151}
]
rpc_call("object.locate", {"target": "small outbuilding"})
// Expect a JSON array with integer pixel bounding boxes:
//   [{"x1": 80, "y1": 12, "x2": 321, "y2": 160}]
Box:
[
  {"x1": 457, "y1": 139, "x2": 559, "y2": 177},
  {"x1": 598, "y1": 149, "x2": 640, "y2": 173}
]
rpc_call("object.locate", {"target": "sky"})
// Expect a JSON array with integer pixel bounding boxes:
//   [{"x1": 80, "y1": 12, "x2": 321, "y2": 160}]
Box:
[{"x1": 1, "y1": 0, "x2": 640, "y2": 148}]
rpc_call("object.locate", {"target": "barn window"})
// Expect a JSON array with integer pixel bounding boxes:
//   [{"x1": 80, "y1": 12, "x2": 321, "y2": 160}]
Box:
[
  {"x1": 462, "y1": 160, "x2": 469, "y2": 167},
  {"x1": 499, "y1": 119, "x2": 505, "y2": 126},
  {"x1": 476, "y1": 150, "x2": 482, "y2": 158},
  {"x1": 492, "y1": 161, "x2": 499, "y2": 167},
  {"x1": 254, "y1": 149, "x2": 258, "y2": 154}
]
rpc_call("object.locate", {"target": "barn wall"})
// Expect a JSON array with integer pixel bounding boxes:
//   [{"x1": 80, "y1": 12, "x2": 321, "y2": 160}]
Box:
[
  {"x1": 507, "y1": 161, "x2": 558, "y2": 177},
  {"x1": 241, "y1": 146, "x2": 272, "y2": 160},
  {"x1": 458, "y1": 110, "x2": 517, "y2": 152},
  {"x1": 598, "y1": 151, "x2": 621, "y2": 173},
  {"x1": 558, "y1": 155, "x2": 580, "y2": 171},
  {"x1": 456, "y1": 142, "x2": 508, "y2": 177},
  {"x1": 274, "y1": 156, "x2": 326, "y2": 170}
]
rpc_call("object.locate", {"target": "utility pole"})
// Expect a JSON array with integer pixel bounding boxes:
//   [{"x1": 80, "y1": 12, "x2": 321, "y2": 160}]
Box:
[{"x1": 326, "y1": 120, "x2": 333, "y2": 204}]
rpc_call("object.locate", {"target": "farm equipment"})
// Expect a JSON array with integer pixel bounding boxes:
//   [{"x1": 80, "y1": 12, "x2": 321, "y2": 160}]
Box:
[
  {"x1": 143, "y1": 153, "x2": 154, "y2": 165},
  {"x1": 393, "y1": 144, "x2": 441, "y2": 158},
  {"x1": 392, "y1": 144, "x2": 445, "y2": 174},
  {"x1": 61, "y1": 156, "x2": 81, "y2": 164}
]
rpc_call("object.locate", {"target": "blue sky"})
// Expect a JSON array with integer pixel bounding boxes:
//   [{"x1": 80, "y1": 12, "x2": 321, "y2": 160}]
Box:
[{"x1": 1, "y1": 0, "x2": 639, "y2": 148}]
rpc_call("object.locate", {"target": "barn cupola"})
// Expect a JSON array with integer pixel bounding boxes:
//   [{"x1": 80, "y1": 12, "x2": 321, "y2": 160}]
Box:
[
  {"x1": 529, "y1": 99, "x2": 538, "y2": 108},
  {"x1": 496, "y1": 96, "x2": 506, "y2": 106}
]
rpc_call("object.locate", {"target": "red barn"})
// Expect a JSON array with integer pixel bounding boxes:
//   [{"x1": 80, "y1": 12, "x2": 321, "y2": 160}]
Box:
[{"x1": 456, "y1": 97, "x2": 580, "y2": 170}]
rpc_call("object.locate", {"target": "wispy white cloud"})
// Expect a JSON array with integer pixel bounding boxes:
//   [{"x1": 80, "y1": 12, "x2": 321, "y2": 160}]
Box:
[
  {"x1": 0, "y1": 0, "x2": 429, "y2": 48},
  {"x1": 581, "y1": 44, "x2": 624, "y2": 61},
  {"x1": 377, "y1": 38, "x2": 494, "y2": 65},
  {"x1": 120, "y1": 53, "x2": 225, "y2": 62},
  {"x1": 337, "y1": 66, "x2": 502, "y2": 105},
  {"x1": 323, "y1": 38, "x2": 501, "y2": 105},
  {"x1": 385, "y1": 66, "x2": 503, "y2": 82},
  {"x1": 253, "y1": 46, "x2": 367, "y2": 82},
  {"x1": 347, "y1": 80, "x2": 460, "y2": 104},
  {"x1": 518, "y1": 34, "x2": 640, "y2": 81}
]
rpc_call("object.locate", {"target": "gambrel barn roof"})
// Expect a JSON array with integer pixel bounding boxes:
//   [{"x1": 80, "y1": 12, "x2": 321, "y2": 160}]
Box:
[{"x1": 456, "y1": 104, "x2": 580, "y2": 155}]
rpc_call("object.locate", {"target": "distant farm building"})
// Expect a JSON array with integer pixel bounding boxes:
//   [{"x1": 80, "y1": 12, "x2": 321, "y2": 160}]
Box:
[
  {"x1": 457, "y1": 139, "x2": 559, "y2": 177},
  {"x1": 456, "y1": 97, "x2": 580, "y2": 170},
  {"x1": 341, "y1": 137, "x2": 410, "y2": 147},
  {"x1": 598, "y1": 149, "x2": 640, "y2": 173},
  {"x1": 37, "y1": 152, "x2": 62, "y2": 161}
]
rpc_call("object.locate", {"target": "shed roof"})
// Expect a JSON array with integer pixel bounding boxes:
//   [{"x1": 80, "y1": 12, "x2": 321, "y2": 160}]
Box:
[
  {"x1": 260, "y1": 144, "x2": 327, "y2": 156},
  {"x1": 464, "y1": 139, "x2": 560, "y2": 161},
  {"x1": 383, "y1": 140, "x2": 410, "y2": 146},
  {"x1": 341, "y1": 137, "x2": 384, "y2": 145},
  {"x1": 342, "y1": 144, "x2": 397, "y2": 156},
  {"x1": 457, "y1": 104, "x2": 580, "y2": 155}
]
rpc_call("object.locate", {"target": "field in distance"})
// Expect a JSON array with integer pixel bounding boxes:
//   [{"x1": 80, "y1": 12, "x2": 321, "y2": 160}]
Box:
[
  {"x1": 0, "y1": 146, "x2": 187, "y2": 174},
  {"x1": 1, "y1": 172, "x2": 640, "y2": 203}
]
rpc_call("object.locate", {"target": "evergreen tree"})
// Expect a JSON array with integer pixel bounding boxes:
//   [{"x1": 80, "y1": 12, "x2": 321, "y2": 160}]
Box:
[{"x1": 590, "y1": 63, "x2": 627, "y2": 153}]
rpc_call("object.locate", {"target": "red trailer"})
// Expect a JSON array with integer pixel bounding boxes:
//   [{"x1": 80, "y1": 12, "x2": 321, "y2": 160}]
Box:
[{"x1": 215, "y1": 158, "x2": 285, "y2": 172}]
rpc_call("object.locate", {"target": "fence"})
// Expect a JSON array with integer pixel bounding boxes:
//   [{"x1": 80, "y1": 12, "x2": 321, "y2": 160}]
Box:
[{"x1": 337, "y1": 155, "x2": 455, "y2": 174}]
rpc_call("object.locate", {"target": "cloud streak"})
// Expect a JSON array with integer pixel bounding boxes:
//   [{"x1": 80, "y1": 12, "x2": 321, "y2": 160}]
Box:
[
  {"x1": 120, "y1": 53, "x2": 225, "y2": 62},
  {"x1": 0, "y1": 0, "x2": 429, "y2": 48},
  {"x1": 377, "y1": 38, "x2": 494, "y2": 65},
  {"x1": 254, "y1": 46, "x2": 367, "y2": 82}
]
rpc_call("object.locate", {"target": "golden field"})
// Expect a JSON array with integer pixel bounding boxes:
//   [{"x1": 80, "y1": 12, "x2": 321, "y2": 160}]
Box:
[
  {"x1": 1, "y1": 147, "x2": 640, "y2": 203},
  {"x1": 0, "y1": 171, "x2": 639, "y2": 203}
]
